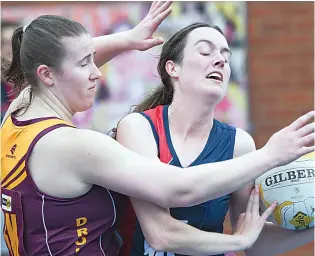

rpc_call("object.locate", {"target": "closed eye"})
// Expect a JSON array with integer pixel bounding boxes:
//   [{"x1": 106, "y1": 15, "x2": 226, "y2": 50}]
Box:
[
  {"x1": 79, "y1": 51, "x2": 96, "y2": 67},
  {"x1": 223, "y1": 56, "x2": 231, "y2": 63},
  {"x1": 81, "y1": 57, "x2": 94, "y2": 67}
]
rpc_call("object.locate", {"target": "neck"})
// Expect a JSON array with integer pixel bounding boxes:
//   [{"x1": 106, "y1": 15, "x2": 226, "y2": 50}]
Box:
[
  {"x1": 168, "y1": 94, "x2": 216, "y2": 140},
  {"x1": 33, "y1": 87, "x2": 73, "y2": 123}
]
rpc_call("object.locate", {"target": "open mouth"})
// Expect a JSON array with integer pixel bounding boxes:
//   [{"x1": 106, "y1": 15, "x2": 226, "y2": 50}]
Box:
[{"x1": 206, "y1": 72, "x2": 223, "y2": 82}]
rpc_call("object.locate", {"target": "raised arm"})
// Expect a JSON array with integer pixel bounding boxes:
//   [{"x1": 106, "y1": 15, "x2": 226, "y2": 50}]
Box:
[
  {"x1": 229, "y1": 128, "x2": 314, "y2": 256},
  {"x1": 61, "y1": 111, "x2": 314, "y2": 208},
  {"x1": 93, "y1": 1, "x2": 172, "y2": 67}
]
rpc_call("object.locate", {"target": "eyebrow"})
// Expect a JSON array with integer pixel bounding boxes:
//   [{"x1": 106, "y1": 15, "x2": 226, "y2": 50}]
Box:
[
  {"x1": 78, "y1": 51, "x2": 96, "y2": 62},
  {"x1": 194, "y1": 39, "x2": 232, "y2": 55}
]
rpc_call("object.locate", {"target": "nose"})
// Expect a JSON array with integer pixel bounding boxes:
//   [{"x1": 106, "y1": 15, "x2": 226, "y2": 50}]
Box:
[
  {"x1": 212, "y1": 54, "x2": 225, "y2": 68},
  {"x1": 90, "y1": 63, "x2": 102, "y2": 80}
]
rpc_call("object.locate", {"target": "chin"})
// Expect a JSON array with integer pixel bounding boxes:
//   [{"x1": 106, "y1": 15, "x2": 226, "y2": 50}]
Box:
[
  {"x1": 76, "y1": 100, "x2": 94, "y2": 113},
  {"x1": 203, "y1": 86, "x2": 226, "y2": 101}
]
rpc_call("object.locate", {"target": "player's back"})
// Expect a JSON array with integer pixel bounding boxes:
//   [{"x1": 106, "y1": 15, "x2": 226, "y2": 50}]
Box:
[{"x1": 1, "y1": 113, "x2": 121, "y2": 256}]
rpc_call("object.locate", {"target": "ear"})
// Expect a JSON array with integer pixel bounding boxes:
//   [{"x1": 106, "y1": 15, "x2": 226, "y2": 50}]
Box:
[
  {"x1": 36, "y1": 64, "x2": 54, "y2": 86},
  {"x1": 165, "y1": 60, "x2": 180, "y2": 79}
]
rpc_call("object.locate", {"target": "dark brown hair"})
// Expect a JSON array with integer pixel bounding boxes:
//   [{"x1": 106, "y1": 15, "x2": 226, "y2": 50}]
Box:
[
  {"x1": 111, "y1": 22, "x2": 224, "y2": 138},
  {"x1": 2, "y1": 15, "x2": 88, "y2": 114}
]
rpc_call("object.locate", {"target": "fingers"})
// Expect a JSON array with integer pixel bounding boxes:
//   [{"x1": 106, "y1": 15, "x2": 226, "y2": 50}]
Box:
[
  {"x1": 238, "y1": 213, "x2": 246, "y2": 225},
  {"x1": 297, "y1": 121, "x2": 315, "y2": 150},
  {"x1": 244, "y1": 188, "x2": 255, "y2": 226},
  {"x1": 259, "y1": 200, "x2": 277, "y2": 224},
  {"x1": 149, "y1": 1, "x2": 165, "y2": 14},
  {"x1": 289, "y1": 111, "x2": 315, "y2": 131},
  {"x1": 138, "y1": 37, "x2": 164, "y2": 51},
  {"x1": 245, "y1": 188, "x2": 255, "y2": 215},
  {"x1": 235, "y1": 213, "x2": 246, "y2": 234},
  {"x1": 151, "y1": 1, "x2": 173, "y2": 19},
  {"x1": 251, "y1": 185, "x2": 260, "y2": 214},
  {"x1": 148, "y1": 1, "x2": 158, "y2": 13},
  {"x1": 152, "y1": 5, "x2": 172, "y2": 29},
  {"x1": 300, "y1": 145, "x2": 315, "y2": 156},
  {"x1": 299, "y1": 132, "x2": 315, "y2": 147},
  {"x1": 296, "y1": 122, "x2": 315, "y2": 137}
]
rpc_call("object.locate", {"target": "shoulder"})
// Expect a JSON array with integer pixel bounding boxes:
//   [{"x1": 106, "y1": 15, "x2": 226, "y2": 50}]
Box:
[
  {"x1": 31, "y1": 126, "x2": 128, "y2": 180},
  {"x1": 214, "y1": 119, "x2": 236, "y2": 132},
  {"x1": 33, "y1": 126, "x2": 113, "y2": 163},
  {"x1": 28, "y1": 126, "x2": 97, "y2": 196},
  {"x1": 118, "y1": 112, "x2": 151, "y2": 130},
  {"x1": 31, "y1": 126, "x2": 77, "y2": 159},
  {"x1": 116, "y1": 113, "x2": 158, "y2": 155},
  {"x1": 117, "y1": 112, "x2": 155, "y2": 140},
  {"x1": 233, "y1": 128, "x2": 256, "y2": 158},
  {"x1": 117, "y1": 104, "x2": 164, "y2": 132}
]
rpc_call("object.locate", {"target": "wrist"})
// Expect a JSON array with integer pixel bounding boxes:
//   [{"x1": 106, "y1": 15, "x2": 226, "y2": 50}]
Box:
[
  {"x1": 123, "y1": 29, "x2": 138, "y2": 51},
  {"x1": 108, "y1": 30, "x2": 134, "y2": 52},
  {"x1": 257, "y1": 147, "x2": 279, "y2": 170},
  {"x1": 231, "y1": 235, "x2": 251, "y2": 252}
]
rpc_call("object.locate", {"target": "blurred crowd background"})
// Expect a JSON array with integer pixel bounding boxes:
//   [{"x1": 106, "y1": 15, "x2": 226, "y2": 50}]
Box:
[
  {"x1": 1, "y1": 1, "x2": 249, "y2": 132},
  {"x1": 1, "y1": 1, "x2": 314, "y2": 256}
]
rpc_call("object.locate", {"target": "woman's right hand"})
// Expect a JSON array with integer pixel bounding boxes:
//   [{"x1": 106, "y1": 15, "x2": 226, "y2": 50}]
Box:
[
  {"x1": 232, "y1": 185, "x2": 277, "y2": 250},
  {"x1": 128, "y1": 1, "x2": 173, "y2": 51},
  {"x1": 262, "y1": 111, "x2": 314, "y2": 167}
]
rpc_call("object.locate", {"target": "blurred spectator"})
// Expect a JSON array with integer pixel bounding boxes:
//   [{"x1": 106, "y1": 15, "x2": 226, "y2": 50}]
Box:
[
  {"x1": 1, "y1": 20, "x2": 20, "y2": 123},
  {"x1": 1, "y1": 2, "x2": 250, "y2": 133},
  {"x1": 1, "y1": 20, "x2": 20, "y2": 59}
]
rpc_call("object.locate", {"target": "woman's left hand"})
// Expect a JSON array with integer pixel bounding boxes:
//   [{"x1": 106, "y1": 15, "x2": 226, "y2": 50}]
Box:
[{"x1": 128, "y1": 1, "x2": 173, "y2": 51}]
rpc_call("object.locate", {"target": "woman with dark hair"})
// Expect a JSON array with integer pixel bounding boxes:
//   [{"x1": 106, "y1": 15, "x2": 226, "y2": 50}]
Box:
[
  {"x1": 115, "y1": 22, "x2": 315, "y2": 256},
  {"x1": 1, "y1": 2, "x2": 313, "y2": 255}
]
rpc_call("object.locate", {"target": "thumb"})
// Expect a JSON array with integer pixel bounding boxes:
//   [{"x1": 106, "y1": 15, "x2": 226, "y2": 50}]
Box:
[{"x1": 138, "y1": 37, "x2": 164, "y2": 51}]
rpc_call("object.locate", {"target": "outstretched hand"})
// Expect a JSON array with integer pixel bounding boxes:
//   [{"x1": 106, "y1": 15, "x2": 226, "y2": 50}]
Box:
[
  {"x1": 233, "y1": 185, "x2": 277, "y2": 250},
  {"x1": 128, "y1": 1, "x2": 173, "y2": 51},
  {"x1": 263, "y1": 111, "x2": 315, "y2": 167}
]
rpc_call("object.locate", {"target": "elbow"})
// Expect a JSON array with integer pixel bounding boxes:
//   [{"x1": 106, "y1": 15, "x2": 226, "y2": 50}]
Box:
[
  {"x1": 144, "y1": 232, "x2": 171, "y2": 252},
  {"x1": 159, "y1": 191, "x2": 194, "y2": 208},
  {"x1": 149, "y1": 238, "x2": 169, "y2": 252},
  {"x1": 167, "y1": 192, "x2": 196, "y2": 208},
  {"x1": 162, "y1": 173, "x2": 218, "y2": 208},
  {"x1": 161, "y1": 179, "x2": 199, "y2": 208},
  {"x1": 143, "y1": 220, "x2": 179, "y2": 253}
]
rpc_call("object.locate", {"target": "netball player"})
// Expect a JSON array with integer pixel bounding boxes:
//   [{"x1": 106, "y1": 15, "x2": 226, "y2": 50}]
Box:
[
  {"x1": 115, "y1": 23, "x2": 315, "y2": 256},
  {"x1": 1, "y1": 3, "x2": 314, "y2": 256}
]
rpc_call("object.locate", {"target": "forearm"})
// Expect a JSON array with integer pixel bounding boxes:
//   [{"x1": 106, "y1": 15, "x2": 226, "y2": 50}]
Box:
[
  {"x1": 156, "y1": 222, "x2": 247, "y2": 256},
  {"x1": 180, "y1": 148, "x2": 276, "y2": 207},
  {"x1": 92, "y1": 30, "x2": 133, "y2": 67},
  {"x1": 134, "y1": 199, "x2": 248, "y2": 256},
  {"x1": 245, "y1": 223, "x2": 314, "y2": 256},
  {"x1": 84, "y1": 132, "x2": 277, "y2": 209},
  {"x1": 146, "y1": 218, "x2": 247, "y2": 256},
  {"x1": 112, "y1": 147, "x2": 277, "y2": 208}
]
